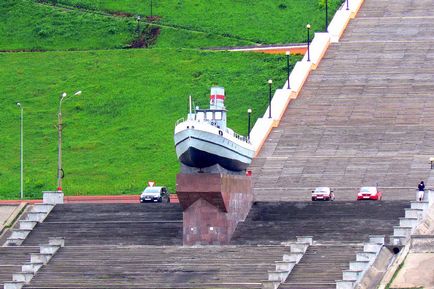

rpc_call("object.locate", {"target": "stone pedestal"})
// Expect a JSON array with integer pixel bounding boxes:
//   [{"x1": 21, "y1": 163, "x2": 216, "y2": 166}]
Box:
[
  {"x1": 42, "y1": 191, "x2": 64, "y2": 204},
  {"x1": 176, "y1": 173, "x2": 252, "y2": 245}
]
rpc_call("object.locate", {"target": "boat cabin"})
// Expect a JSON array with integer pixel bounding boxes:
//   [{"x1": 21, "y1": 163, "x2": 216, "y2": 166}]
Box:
[
  {"x1": 195, "y1": 109, "x2": 227, "y2": 130},
  {"x1": 189, "y1": 86, "x2": 228, "y2": 130}
]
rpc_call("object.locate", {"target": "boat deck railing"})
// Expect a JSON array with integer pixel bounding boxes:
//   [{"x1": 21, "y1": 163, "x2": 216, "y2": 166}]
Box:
[
  {"x1": 175, "y1": 118, "x2": 250, "y2": 144},
  {"x1": 176, "y1": 118, "x2": 185, "y2": 126}
]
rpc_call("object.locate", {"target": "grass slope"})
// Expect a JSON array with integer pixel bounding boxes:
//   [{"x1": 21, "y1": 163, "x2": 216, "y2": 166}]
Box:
[
  {"x1": 0, "y1": 0, "x2": 136, "y2": 51},
  {"x1": 0, "y1": 49, "x2": 295, "y2": 199},
  {"x1": 51, "y1": 0, "x2": 345, "y2": 44}
]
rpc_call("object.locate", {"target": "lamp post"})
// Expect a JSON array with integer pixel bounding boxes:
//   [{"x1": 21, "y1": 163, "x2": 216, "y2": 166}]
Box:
[
  {"x1": 57, "y1": 90, "x2": 81, "y2": 192},
  {"x1": 286, "y1": 51, "x2": 291, "y2": 89},
  {"x1": 325, "y1": 0, "x2": 328, "y2": 31},
  {"x1": 346, "y1": 0, "x2": 349, "y2": 10},
  {"x1": 268, "y1": 79, "x2": 272, "y2": 119},
  {"x1": 136, "y1": 15, "x2": 141, "y2": 36},
  {"x1": 16, "y1": 102, "x2": 23, "y2": 199},
  {"x1": 150, "y1": 0, "x2": 153, "y2": 17},
  {"x1": 247, "y1": 108, "x2": 252, "y2": 140},
  {"x1": 306, "y1": 24, "x2": 311, "y2": 62}
]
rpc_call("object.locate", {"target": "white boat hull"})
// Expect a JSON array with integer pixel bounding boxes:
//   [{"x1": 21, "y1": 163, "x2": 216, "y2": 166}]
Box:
[{"x1": 174, "y1": 125, "x2": 254, "y2": 172}]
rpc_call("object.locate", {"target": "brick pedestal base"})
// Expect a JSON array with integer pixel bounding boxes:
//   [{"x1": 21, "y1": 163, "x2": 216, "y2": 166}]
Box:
[{"x1": 176, "y1": 173, "x2": 252, "y2": 245}]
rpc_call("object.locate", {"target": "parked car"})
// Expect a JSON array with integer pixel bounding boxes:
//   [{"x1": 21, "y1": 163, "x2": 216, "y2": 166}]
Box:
[
  {"x1": 140, "y1": 186, "x2": 170, "y2": 203},
  {"x1": 311, "y1": 187, "x2": 335, "y2": 201},
  {"x1": 356, "y1": 186, "x2": 382, "y2": 200}
]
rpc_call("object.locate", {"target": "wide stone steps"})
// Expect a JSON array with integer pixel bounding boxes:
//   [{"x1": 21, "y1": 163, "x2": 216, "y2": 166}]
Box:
[
  {"x1": 41, "y1": 203, "x2": 183, "y2": 222},
  {"x1": 251, "y1": 0, "x2": 434, "y2": 204},
  {"x1": 0, "y1": 246, "x2": 39, "y2": 286},
  {"x1": 22, "y1": 204, "x2": 184, "y2": 246},
  {"x1": 356, "y1": 0, "x2": 434, "y2": 17},
  {"x1": 25, "y1": 283, "x2": 263, "y2": 288},
  {"x1": 23, "y1": 245, "x2": 288, "y2": 289},
  {"x1": 279, "y1": 244, "x2": 362, "y2": 289},
  {"x1": 231, "y1": 201, "x2": 407, "y2": 244}
]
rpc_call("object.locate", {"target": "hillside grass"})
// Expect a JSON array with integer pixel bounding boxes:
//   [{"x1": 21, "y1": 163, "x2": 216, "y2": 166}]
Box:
[
  {"x1": 42, "y1": 0, "x2": 344, "y2": 45},
  {"x1": 0, "y1": 0, "x2": 326, "y2": 199},
  {"x1": 0, "y1": 0, "x2": 137, "y2": 51},
  {"x1": 1, "y1": 0, "x2": 344, "y2": 51},
  {"x1": 0, "y1": 49, "x2": 297, "y2": 199}
]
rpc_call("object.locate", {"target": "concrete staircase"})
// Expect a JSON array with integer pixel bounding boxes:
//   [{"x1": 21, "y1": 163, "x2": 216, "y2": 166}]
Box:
[
  {"x1": 263, "y1": 236, "x2": 313, "y2": 289},
  {"x1": 3, "y1": 238, "x2": 64, "y2": 289},
  {"x1": 0, "y1": 247, "x2": 39, "y2": 287},
  {"x1": 251, "y1": 0, "x2": 434, "y2": 203},
  {"x1": 280, "y1": 243, "x2": 363, "y2": 289},
  {"x1": 392, "y1": 197, "x2": 432, "y2": 246},
  {"x1": 231, "y1": 201, "x2": 408, "y2": 244},
  {"x1": 231, "y1": 201, "x2": 407, "y2": 288},
  {"x1": 23, "y1": 245, "x2": 288, "y2": 289},
  {"x1": 3, "y1": 0, "x2": 434, "y2": 288},
  {"x1": 336, "y1": 235, "x2": 385, "y2": 289},
  {"x1": 4, "y1": 204, "x2": 54, "y2": 246},
  {"x1": 21, "y1": 204, "x2": 183, "y2": 246}
]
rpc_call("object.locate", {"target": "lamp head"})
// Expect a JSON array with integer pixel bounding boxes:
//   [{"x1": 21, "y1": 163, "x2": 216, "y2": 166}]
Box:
[
  {"x1": 286, "y1": 51, "x2": 290, "y2": 56},
  {"x1": 247, "y1": 108, "x2": 252, "y2": 114},
  {"x1": 74, "y1": 91, "x2": 82, "y2": 96},
  {"x1": 16, "y1": 102, "x2": 21, "y2": 107},
  {"x1": 62, "y1": 92, "x2": 67, "y2": 98},
  {"x1": 137, "y1": 15, "x2": 141, "y2": 21},
  {"x1": 306, "y1": 24, "x2": 311, "y2": 29},
  {"x1": 268, "y1": 79, "x2": 273, "y2": 85}
]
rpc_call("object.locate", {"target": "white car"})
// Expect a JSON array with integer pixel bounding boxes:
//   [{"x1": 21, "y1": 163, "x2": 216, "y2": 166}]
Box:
[
  {"x1": 140, "y1": 186, "x2": 170, "y2": 203},
  {"x1": 311, "y1": 187, "x2": 335, "y2": 201}
]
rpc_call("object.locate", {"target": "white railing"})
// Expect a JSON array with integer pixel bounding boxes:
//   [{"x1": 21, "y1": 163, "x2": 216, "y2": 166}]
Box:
[
  {"x1": 175, "y1": 118, "x2": 184, "y2": 126},
  {"x1": 176, "y1": 118, "x2": 250, "y2": 144}
]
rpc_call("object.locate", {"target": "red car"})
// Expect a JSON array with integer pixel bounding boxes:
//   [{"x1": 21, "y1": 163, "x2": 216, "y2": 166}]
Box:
[{"x1": 357, "y1": 187, "x2": 382, "y2": 200}]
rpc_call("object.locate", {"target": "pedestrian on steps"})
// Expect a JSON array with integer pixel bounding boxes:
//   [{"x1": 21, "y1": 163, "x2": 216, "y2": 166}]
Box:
[{"x1": 417, "y1": 181, "x2": 425, "y2": 201}]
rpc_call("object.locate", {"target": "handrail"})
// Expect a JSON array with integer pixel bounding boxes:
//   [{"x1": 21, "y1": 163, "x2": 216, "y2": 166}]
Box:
[
  {"x1": 175, "y1": 118, "x2": 250, "y2": 144},
  {"x1": 175, "y1": 118, "x2": 184, "y2": 126}
]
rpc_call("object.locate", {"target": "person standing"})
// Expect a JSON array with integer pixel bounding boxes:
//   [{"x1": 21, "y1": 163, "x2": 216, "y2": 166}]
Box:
[{"x1": 418, "y1": 181, "x2": 425, "y2": 201}]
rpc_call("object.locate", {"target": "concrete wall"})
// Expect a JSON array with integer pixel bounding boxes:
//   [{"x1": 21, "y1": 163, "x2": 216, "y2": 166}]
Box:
[
  {"x1": 0, "y1": 204, "x2": 26, "y2": 236},
  {"x1": 390, "y1": 252, "x2": 434, "y2": 289},
  {"x1": 355, "y1": 247, "x2": 395, "y2": 289},
  {"x1": 413, "y1": 202, "x2": 434, "y2": 235}
]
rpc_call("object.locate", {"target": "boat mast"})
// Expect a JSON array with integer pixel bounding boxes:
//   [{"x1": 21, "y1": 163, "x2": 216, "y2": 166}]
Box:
[
  {"x1": 188, "y1": 95, "x2": 195, "y2": 120},
  {"x1": 189, "y1": 95, "x2": 192, "y2": 114}
]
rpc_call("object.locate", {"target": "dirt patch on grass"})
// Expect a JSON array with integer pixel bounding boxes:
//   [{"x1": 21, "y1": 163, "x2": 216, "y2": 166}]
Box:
[
  {"x1": 146, "y1": 15, "x2": 161, "y2": 22},
  {"x1": 130, "y1": 25, "x2": 161, "y2": 48},
  {"x1": 112, "y1": 11, "x2": 134, "y2": 17}
]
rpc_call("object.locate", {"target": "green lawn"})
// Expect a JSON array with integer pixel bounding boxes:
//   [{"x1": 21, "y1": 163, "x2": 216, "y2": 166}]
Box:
[
  {"x1": 0, "y1": 49, "x2": 296, "y2": 199},
  {"x1": 44, "y1": 0, "x2": 344, "y2": 45},
  {"x1": 0, "y1": 0, "x2": 137, "y2": 51},
  {"x1": 1, "y1": 0, "x2": 344, "y2": 51},
  {"x1": 0, "y1": 0, "x2": 324, "y2": 199}
]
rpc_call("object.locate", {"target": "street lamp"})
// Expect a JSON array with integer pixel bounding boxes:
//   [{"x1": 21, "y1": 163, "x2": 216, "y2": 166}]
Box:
[
  {"x1": 247, "y1": 108, "x2": 252, "y2": 140},
  {"x1": 136, "y1": 15, "x2": 141, "y2": 36},
  {"x1": 16, "y1": 102, "x2": 23, "y2": 199},
  {"x1": 306, "y1": 24, "x2": 311, "y2": 62},
  {"x1": 325, "y1": 0, "x2": 328, "y2": 32},
  {"x1": 286, "y1": 51, "x2": 291, "y2": 89},
  {"x1": 346, "y1": 0, "x2": 349, "y2": 10},
  {"x1": 57, "y1": 90, "x2": 81, "y2": 192},
  {"x1": 268, "y1": 79, "x2": 273, "y2": 119}
]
